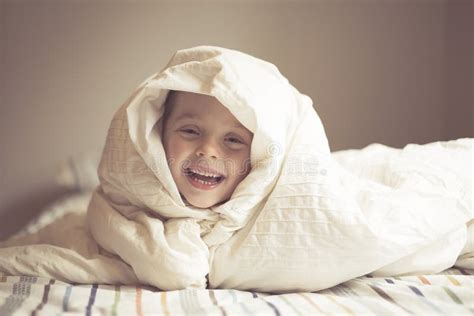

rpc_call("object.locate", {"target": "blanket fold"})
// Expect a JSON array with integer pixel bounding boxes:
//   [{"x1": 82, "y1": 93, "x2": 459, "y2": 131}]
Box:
[{"x1": 0, "y1": 46, "x2": 472, "y2": 292}]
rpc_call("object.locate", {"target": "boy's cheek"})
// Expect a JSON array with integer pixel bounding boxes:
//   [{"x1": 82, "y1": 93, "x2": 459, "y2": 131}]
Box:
[{"x1": 164, "y1": 137, "x2": 184, "y2": 157}]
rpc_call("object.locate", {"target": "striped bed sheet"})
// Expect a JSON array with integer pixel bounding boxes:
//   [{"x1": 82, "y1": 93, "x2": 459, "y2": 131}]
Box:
[{"x1": 1, "y1": 268, "x2": 472, "y2": 315}]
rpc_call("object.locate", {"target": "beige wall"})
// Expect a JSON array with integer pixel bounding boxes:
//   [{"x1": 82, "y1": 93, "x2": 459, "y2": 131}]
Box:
[
  {"x1": 0, "y1": 0, "x2": 472, "y2": 239},
  {"x1": 445, "y1": 1, "x2": 474, "y2": 140}
]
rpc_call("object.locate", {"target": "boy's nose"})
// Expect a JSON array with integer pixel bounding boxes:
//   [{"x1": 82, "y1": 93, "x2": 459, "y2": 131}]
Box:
[{"x1": 196, "y1": 140, "x2": 219, "y2": 159}]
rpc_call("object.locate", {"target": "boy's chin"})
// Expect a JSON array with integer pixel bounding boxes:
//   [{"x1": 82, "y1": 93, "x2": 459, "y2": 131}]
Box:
[{"x1": 184, "y1": 195, "x2": 227, "y2": 209}]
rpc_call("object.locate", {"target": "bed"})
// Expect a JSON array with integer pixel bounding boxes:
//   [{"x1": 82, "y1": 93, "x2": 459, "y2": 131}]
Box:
[
  {"x1": 1, "y1": 266, "x2": 472, "y2": 315},
  {"x1": 1, "y1": 145, "x2": 473, "y2": 315}
]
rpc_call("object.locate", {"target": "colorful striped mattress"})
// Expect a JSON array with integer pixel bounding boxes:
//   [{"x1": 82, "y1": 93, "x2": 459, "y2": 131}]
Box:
[{"x1": 1, "y1": 268, "x2": 472, "y2": 315}]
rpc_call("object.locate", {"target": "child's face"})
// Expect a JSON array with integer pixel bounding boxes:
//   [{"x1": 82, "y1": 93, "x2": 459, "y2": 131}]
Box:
[{"x1": 162, "y1": 91, "x2": 253, "y2": 208}]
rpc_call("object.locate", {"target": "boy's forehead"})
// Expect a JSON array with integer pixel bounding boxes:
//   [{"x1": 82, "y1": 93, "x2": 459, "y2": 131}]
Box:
[{"x1": 167, "y1": 91, "x2": 246, "y2": 129}]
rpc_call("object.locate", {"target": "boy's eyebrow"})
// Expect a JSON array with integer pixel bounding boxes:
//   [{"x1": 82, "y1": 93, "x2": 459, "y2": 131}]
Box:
[
  {"x1": 232, "y1": 124, "x2": 251, "y2": 132},
  {"x1": 174, "y1": 113, "x2": 199, "y2": 121}
]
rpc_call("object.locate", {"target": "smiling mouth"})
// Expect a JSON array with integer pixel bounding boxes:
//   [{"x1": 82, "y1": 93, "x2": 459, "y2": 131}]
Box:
[{"x1": 184, "y1": 168, "x2": 225, "y2": 187}]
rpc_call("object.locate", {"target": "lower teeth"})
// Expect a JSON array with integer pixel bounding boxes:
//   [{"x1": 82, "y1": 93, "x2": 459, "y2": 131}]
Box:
[{"x1": 190, "y1": 174, "x2": 218, "y2": 185}]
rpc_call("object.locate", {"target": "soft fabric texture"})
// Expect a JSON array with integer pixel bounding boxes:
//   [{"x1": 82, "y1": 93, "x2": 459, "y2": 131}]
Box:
[{"x1": 0, "y1": 46, "x2": 472, "y2": 292}]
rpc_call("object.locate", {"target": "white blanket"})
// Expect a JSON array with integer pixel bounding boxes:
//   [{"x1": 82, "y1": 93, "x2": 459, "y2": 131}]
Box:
[{"x1": 1, "y1": 46, "x2": 472, "y2": 292}]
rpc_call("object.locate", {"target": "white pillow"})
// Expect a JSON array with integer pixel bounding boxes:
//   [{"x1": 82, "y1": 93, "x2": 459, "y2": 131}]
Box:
[{"x1": 55, "y1": 150, "x2": 101, "y2": 191}]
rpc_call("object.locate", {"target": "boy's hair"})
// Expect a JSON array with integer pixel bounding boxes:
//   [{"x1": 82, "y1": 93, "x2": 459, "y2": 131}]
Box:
[{"x1": 161, "y1": 90, "x2": 177, "y2": 125}]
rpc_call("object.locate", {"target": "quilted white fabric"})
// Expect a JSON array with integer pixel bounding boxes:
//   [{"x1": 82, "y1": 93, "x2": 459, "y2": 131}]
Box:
[{"x1": 0, "y1": 46, "x2": 472, "y2": 292}]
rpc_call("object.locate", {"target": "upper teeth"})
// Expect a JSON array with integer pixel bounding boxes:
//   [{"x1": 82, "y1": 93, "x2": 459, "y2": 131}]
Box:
[{"x1": 190, "y1": 168, "x2": 221, "y2": 178}]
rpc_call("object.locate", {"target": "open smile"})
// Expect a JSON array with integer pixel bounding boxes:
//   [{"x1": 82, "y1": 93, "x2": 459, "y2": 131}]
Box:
[{"x1": 184, "y1": 167, "x2": 226, "y2": 190}]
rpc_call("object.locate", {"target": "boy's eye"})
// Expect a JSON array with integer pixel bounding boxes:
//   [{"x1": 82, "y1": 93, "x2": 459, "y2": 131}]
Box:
[
  {"x1": 226, "y1": 137, "x2": 245, "y2": 144},
  {"x1": 181, "y1": 128, "x2": 198, "y2": 134},
  {"x1": 179, "y1": 128, "x2": 199, "y2": 135}
]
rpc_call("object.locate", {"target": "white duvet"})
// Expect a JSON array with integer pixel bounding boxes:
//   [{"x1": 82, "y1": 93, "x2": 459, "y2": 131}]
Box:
[{"x1": 0, "y1": 46, "x2": 472, "y2": 292}]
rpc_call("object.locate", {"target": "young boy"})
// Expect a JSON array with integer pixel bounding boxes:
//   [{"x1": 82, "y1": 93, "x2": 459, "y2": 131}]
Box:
[
  {"x1": 161, "y1": 90, "x2": 253, "y2": 209},
  {"x1": 87, "y1": 46, "x2": 470, "y2": 292}
]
